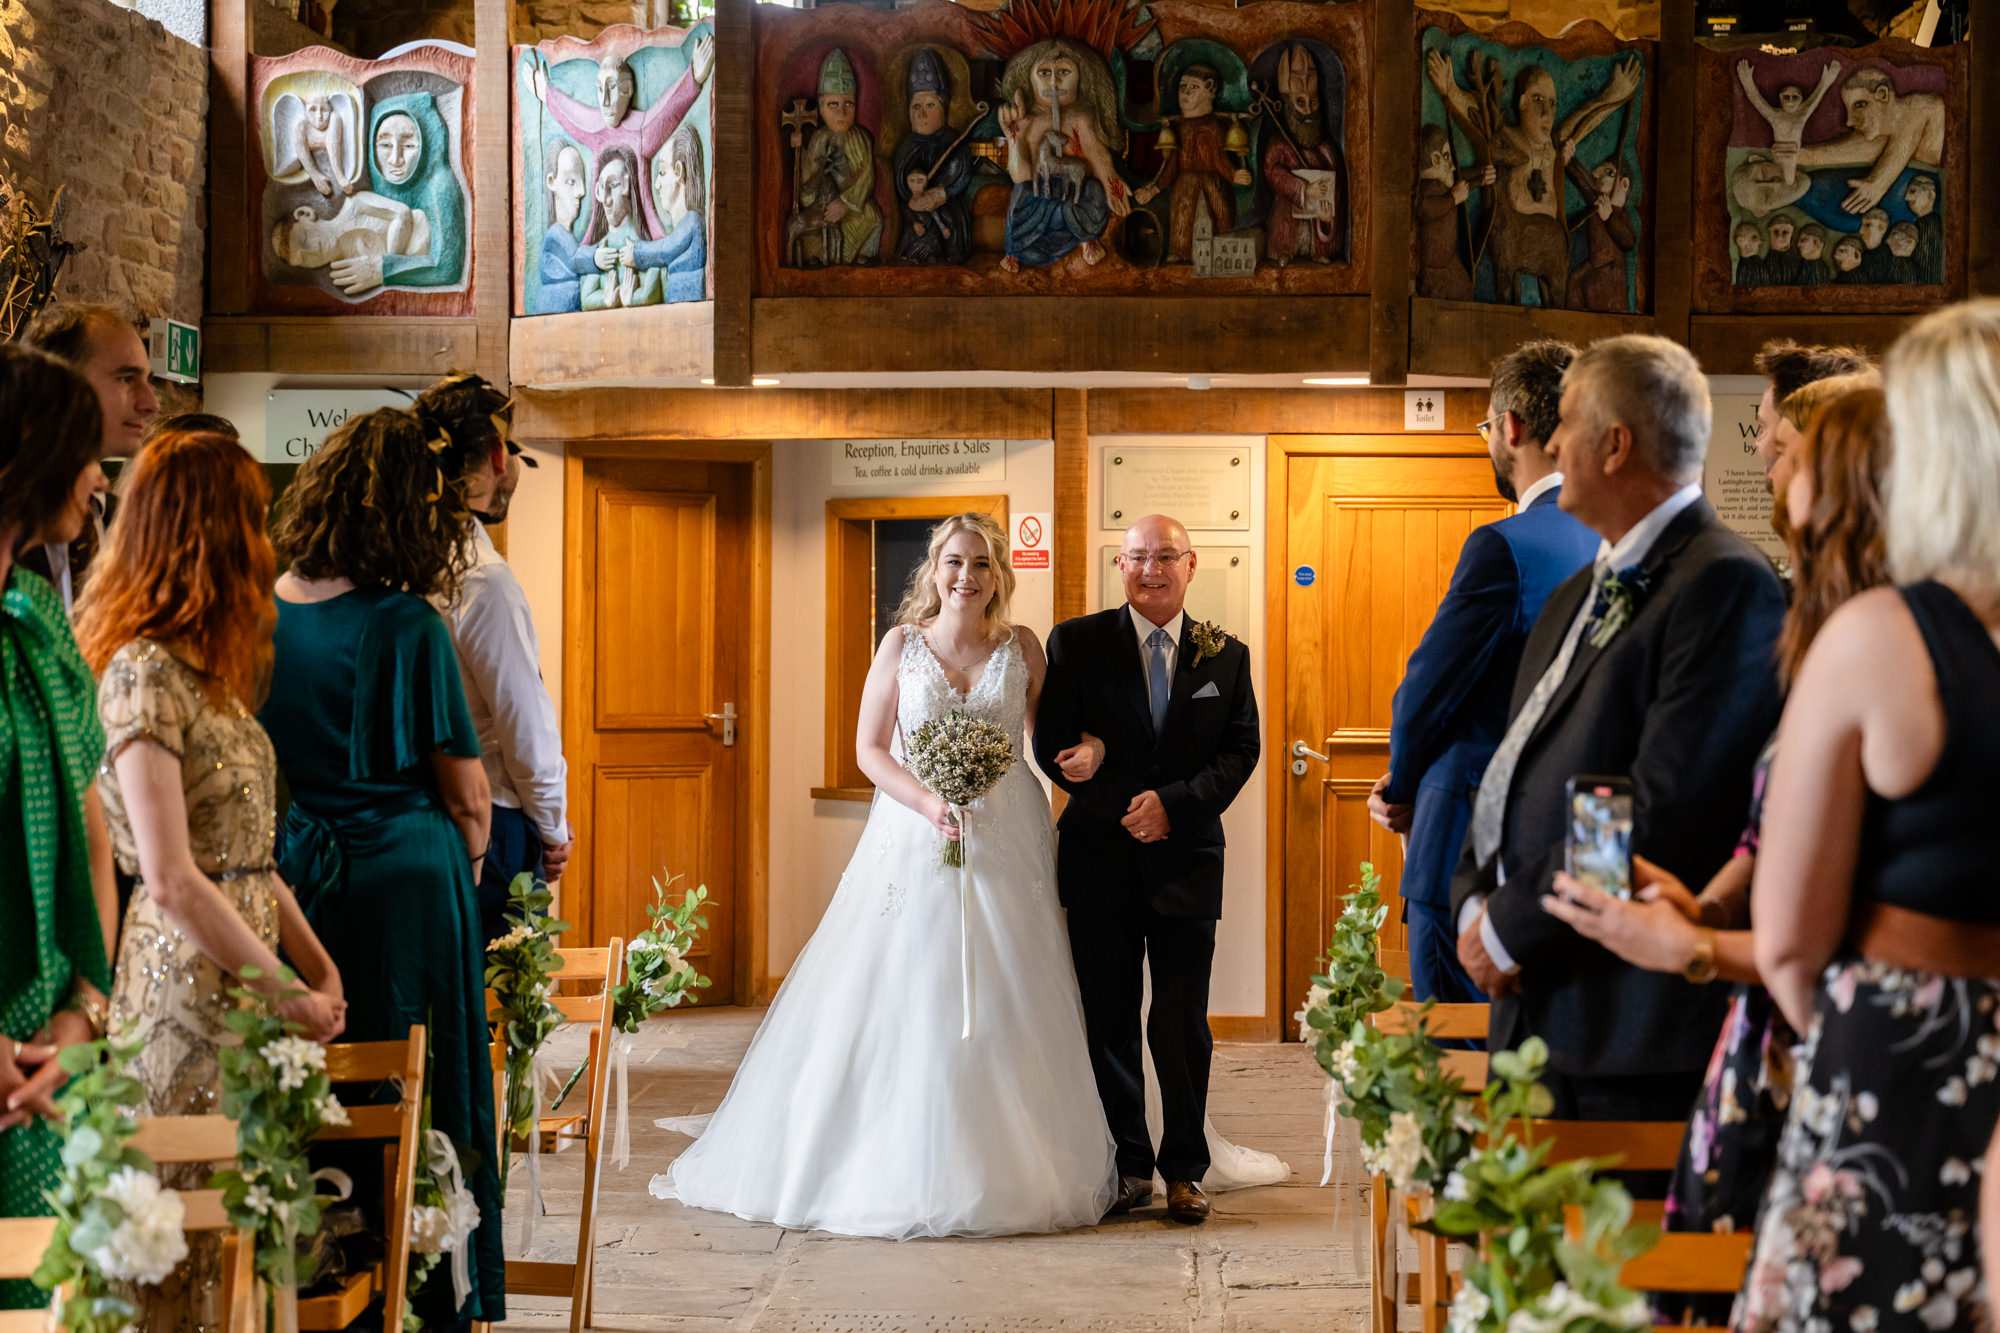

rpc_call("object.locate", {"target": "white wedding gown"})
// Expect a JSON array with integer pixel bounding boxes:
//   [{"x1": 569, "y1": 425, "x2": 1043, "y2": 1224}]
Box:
[{"x1": 650, "y1": 630, "x2": 1286, "y2": 1239}]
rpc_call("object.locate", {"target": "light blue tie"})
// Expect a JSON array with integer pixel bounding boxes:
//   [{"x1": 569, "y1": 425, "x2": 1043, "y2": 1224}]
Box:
[{"x1": 1147, "y1": 627, "x2": 1172, "y2": 736}]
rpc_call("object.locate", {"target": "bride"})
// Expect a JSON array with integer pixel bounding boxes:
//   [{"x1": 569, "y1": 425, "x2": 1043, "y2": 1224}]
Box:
[{"x1": 652, "y1": 513, "x2": 1283, "y2": 1238}]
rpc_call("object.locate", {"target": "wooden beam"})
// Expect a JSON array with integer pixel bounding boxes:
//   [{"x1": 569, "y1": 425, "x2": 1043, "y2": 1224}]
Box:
[
  {"x1": 473, "y1": 0, "x2": 512, "y2": 385},
  {"x1": 202, "y1": 317, "x2": 480, "y2": 374},
  {"x1": 1088, "y1": 387, "x2": 1491, "y2": 437},
  {"x1": 1408, "y1": 298, "x2": 1653, "y2": 379},
  {"x1": 1367, "y1": 0, "x2": 1416, "y2": 385},
  {"x1": 1689, "y1": 314, "x2": 1912, "y2": 374},
  {"x1": 513, "y1": 385, "x2": 1055, "y2": 442},
  {"x1": 749, "y1": 297, "x2": 1372, "y2": 376},
  {"x1": 1971, "y1": 0, "x2": 2000, "y2": 296},
  {"x1": 511, "y1": 304, "x2": 715, "y2": 386},
  {"x1": 208, "y1": 0, "x2": 251, "y2": 315},
  {"x1": 711, "y1": 0, "x2": 756, "y2": 385},
  {"x1": 1052, "y1": 390, "x2": 1088, "y2": 625},
  {"x1": 1651, "y1": 0, "x2": 1696, "y2": 344}
]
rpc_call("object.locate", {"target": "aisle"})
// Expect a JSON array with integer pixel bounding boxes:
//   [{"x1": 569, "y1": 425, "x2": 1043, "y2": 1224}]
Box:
[{"x1": 499, "y1": 1007, "x2": 1370, "y2": 1332}]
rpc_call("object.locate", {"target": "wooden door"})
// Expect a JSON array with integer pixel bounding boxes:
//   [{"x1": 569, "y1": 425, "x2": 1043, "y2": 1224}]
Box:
[
  {"x1": 567, "y1": 454, "x2": 751, "y2": 1004},
  {"x1": 1277, "y1": 439, "x2": 1510, "y2": 1021}
]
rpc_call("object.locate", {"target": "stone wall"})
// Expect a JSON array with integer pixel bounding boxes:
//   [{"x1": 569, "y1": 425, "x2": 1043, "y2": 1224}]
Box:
[{"x1": 0, "y1": 0, "x2": 208, "y2": 323}]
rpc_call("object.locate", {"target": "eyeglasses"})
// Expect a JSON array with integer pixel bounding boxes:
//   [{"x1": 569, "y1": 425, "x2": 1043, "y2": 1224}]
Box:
[
  {"x1": 1476, "y1": 413, "x2": 1505, "y2": 443},
  {"x1": 1119, "y1": 549, "x2": 1189, "y2": 570}
]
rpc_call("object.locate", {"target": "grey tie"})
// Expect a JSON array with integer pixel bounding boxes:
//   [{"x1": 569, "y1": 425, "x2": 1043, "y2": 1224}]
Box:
[
  {"x1": 1147, "y1": 627, "x2": 1172, "y2": 736},
  {"x1": 1470, "y1": 560, "x2": 1611, "y2": 867}
]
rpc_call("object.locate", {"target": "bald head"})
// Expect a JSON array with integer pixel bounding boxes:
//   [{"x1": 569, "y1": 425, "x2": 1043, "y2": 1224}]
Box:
[{"x1": 1117, "y1": 514, "x2": 1197, "y2": 626}]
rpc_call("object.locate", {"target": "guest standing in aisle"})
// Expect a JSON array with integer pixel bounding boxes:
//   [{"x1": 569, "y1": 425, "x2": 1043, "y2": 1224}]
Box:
[
  {"x1": 259, "y1": 408, "x2": 505, "y2": 1327},
  {"x1": 1369, "y1": 340, "x2": 1599, "y2": 1007}
]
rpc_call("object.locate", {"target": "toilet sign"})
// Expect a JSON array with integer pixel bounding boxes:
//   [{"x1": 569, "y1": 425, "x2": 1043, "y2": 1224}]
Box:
[
  {"x1": 1013, "y1": 512, "x2": 1052, "y2": 571},
  {"x1": 1404, "y1": 390, "x2": 1444, "y2": 431}
]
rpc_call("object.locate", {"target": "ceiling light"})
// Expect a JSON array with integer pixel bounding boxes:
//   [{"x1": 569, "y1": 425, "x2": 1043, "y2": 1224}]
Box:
[
  {"x1": 697, "y1": 377, "x2": 782, "y2": 386},
  {"x1": 1302, "y1": 376, "x2": 1370, "y2": 387},
  {"x1": 1186, "y1": 375, "x2": 1211, "y2": 390}
]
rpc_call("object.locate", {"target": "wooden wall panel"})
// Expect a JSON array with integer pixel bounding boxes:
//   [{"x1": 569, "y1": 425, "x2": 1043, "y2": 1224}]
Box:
[
  {"x1": 591, "y1": 765, "x2": 724, "y2": 987},
  {"x1": 1089, "y1": 388, "x2": 1491, "y2": 437},
  {"x1": 594, "y1": 490, "x2": 718, "y2": 729},
  {"x1": 510, "y1": 302, "x2": 715, "y2": 387},
  {"x1": 474, "y1": 0, "x2": 511, "y2": 383},
  {"x1": 514, "y1": 385, "x2": 1054, "y2": 442}
]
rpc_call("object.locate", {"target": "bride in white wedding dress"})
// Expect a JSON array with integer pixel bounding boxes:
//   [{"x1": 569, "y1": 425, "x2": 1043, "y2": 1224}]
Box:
[{"x1": 651, "y1": 514, "x2": 1283, "y2": 1239}]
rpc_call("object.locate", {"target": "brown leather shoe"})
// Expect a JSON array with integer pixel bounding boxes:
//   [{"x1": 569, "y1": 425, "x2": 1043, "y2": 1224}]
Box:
[
  {"x1": 1166, "y1": 1180, "x2": 1210, "y2": 1224},
  {"x1": 1104, "y1": 1174, "x2": 1155, "y2": 1218}
]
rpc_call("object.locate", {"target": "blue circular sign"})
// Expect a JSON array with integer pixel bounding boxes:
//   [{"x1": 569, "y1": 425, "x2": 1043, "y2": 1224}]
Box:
[{"x1": 1294, "y1": 565, "x2": 1316, "y2": 587}]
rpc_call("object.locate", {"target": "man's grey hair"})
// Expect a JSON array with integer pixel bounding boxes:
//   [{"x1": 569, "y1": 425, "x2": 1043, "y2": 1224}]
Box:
[
  {"x1": 1563, "y1": 334, "x2": 1712, "y2": 483},
  {"x1": 1488, "y1": 340, "x2": 1575, "y2": 448}
]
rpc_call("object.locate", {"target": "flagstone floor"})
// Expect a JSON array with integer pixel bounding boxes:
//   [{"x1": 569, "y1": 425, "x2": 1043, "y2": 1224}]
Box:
[{"x1": 497, "y1": 1007, "x2": 1372, "y2": 1333}]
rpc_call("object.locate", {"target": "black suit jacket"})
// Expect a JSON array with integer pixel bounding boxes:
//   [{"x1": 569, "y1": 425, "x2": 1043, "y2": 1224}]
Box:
[
  {"x1": 1034, "y1": 606, "x2": 1261, "y2": 920},
  {"x1": 1448, "y1": 497, "x2": 1786, "y2": 1078}
]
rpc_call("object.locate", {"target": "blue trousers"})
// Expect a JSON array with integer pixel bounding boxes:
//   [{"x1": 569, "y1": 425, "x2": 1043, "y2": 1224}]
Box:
[
  {"x1": 1406, "y1": 899, "x2": 1488, "y2": 1006},
  {"x1": 478, "y1": 806, "x2": 545, "y2": 945}
]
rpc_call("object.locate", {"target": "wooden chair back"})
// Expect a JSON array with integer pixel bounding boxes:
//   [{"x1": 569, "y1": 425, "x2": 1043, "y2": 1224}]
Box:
[
  {"x1": 481, "y1": 938, "x2": 625, "y2": 1333},
  {"x1": 1489, "y1": 1119, "x2": 1687, "y2": 1173},
  {"x1": 1563, "y1": 1204, "x2": 1753, "y2": 1296},
  {"x1": 1372, "y1": 1002, "x2": 1490, "y2": 1042}
]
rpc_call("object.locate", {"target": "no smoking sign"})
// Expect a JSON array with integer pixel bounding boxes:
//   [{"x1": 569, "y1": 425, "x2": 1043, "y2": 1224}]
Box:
[{"x1": 1013, "y1": 512, "x2": 1053, "y2": 571}]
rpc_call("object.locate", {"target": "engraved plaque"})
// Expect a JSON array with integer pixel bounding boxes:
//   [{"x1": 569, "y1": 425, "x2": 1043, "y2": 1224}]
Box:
[
  {"x1": 1098, "y1": 545, "x2": 1251, "y2": 631},
  {"x1": 1102, "y1": 446, "x2": 1252, "y2": 531}
]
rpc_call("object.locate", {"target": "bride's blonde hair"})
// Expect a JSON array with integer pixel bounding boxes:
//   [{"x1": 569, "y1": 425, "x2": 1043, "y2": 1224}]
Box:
[{"x1": 895, "y1": 512, "x2": 1017, "y2": 637}]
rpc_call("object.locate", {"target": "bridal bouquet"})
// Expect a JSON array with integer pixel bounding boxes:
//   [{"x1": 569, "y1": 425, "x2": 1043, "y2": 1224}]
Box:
[{"x1": 904, "y1": 708, "x2": 1015, "y2": 867}]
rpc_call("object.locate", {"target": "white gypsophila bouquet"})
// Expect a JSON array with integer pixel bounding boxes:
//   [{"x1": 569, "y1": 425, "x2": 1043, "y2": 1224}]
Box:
[{"x1": 903, "y1": 708, "x2": 1015, "y2": 867}]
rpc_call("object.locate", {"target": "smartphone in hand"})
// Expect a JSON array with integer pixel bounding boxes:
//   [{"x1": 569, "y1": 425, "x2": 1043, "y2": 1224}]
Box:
[{"x1": 1564, "y1": 775, "x2": 1633, "y2": 900}]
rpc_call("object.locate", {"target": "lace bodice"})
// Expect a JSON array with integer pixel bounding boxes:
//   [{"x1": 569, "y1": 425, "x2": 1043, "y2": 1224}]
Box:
[{"x1": 896, "y1": 628, "x2": 1027, "y2": 751}]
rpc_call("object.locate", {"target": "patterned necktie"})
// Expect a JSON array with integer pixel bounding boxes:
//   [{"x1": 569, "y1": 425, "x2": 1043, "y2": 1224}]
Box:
[
  {"x1": 1147, "y1": 627, "x2": 1172, "y2": 736},
  {"x1": 1470, "y1": 560, "x2": 1611, "y2": 868}
]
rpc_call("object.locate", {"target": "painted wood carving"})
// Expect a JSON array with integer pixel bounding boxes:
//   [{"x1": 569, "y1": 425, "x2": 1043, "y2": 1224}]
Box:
[
  {"x1": 1414, "y1": 12, "x2": 1654, "y2": 314},
  {"x1": 1692, "y1": 37, "x2": 1964, "y2": 313},
  {"x1": 756, "y1": 0, "x2": 1372, "y2": 296},
  {"x1": 250, "y1": 44, "x2": 475, "y2": 315},
  {"x1": 512, "y1": 22, "x2": 715, "y2": 315}
]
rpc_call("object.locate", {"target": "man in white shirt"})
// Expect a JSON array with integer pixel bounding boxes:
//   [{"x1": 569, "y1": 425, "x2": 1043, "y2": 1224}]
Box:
[
  {"x1": 19, "y1": 303, "x2": 160, "y2": 612},
  {"x1": 1447, "y1": 335, "x2": 1786, "y2": 1122},
  {"x1": 419, "y1": 375, "x2": 574, "y2": 942}
]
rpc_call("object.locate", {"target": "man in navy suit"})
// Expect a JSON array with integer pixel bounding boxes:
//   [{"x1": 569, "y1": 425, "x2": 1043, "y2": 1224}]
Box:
[{"x1": 1369, "y1": 341, "x2": 1600, "y2": 1007}]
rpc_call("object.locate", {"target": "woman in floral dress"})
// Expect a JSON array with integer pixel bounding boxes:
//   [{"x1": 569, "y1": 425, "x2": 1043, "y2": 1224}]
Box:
[
  {"x1": 1732, "y1": 301, "x2": 2000, "y2": 1333},
  {"x1": 76, "y1": 428, "x2": 346, "y2": 1332}
]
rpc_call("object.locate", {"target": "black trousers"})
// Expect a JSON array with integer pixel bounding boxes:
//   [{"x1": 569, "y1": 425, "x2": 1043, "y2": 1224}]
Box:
[
  {"x1": 1066, "y1": 907, "x2": 1216, "y2": 1184},
  {"x1": 476, "y1": 806, "x2": 545, "y2": 946}
]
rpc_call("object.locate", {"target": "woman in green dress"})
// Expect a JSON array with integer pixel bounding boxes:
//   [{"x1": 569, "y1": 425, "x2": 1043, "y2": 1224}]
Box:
[
  {"x1": 258, "y1": 408, "x2": 503, "y2": 1327},
  {"x1": 0, "y1": 345, "x2": 121, "y2": 1310}
]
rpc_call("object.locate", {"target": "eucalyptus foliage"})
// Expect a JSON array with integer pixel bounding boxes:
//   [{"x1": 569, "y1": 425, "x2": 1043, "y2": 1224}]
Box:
[
  {"x1": 1425, "y1": 1039, "x2": 1658, "y2": 1333},
  {"x1": 1334, "y1": 1007, "x2": 1479, "y2": 1192},
  {"x1": 484, "y1": 873, "x2": 571, "y2": 1188},
  {"x1": 211, "y1": 966, "x2": 351, "y2": 1290},
  {"x1": 33, "y1": 1034, "x2": 187, "y2": 1333},
  {"x1": 1297, "y1": 861, "x2": 1404, "y2": 1070},
  {"x1": 609, "y1": 871, "x2": 712, "y2": 1034}
]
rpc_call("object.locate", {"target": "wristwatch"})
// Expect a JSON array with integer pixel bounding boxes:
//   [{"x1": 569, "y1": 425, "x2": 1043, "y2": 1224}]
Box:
[
  {"x1": 68, "y1": 983, "x2": 110, "y2": 1040},
  {"x1": 1682, "y1": 927, "x2": 1718, "y2": 985}
]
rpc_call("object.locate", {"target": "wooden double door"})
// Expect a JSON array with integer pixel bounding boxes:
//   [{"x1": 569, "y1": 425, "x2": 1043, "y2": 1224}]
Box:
[
  {"x1": 1275, "y1": 437, "x2": 1511, "y2": 1019},
  {"x1": 564, "y1": 447, "x2": 765, "y2": 1005}
]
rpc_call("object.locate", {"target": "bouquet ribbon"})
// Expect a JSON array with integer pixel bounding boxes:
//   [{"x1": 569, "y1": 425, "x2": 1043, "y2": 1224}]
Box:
[
  {"x1": 422, "y1": 1127, "x2": 477, "y2": 1310},
  {"x1": 613, "y1": 1035, "x2": 634, "y2": 1170},
  {"x1": 955, "y1": 804, "x2": 975, "y2": 1042}
]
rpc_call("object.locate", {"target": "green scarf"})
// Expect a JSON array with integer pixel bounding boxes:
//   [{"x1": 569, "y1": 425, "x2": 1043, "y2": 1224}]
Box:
[{"x1": 0, "y1": 567, "x2": 109, "y2": 1042}]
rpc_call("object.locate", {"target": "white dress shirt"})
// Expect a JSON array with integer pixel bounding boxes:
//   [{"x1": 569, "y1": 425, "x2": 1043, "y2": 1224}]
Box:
[
  {"x1": 439, "y1": 524, "x2": 569, "y2": 845},
  {"x1": 1128, "y1": 606, "x2": 1184, "y2": 684},
  {"x1": 1516, "y1": 471, "x2": 1564, "y2": 511},
  {"x1": 1468, "y1": 481, "x2": 1705, "y2": 973}
]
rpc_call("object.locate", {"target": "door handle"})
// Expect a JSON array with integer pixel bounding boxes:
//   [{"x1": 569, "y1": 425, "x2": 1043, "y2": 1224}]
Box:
[
  {"x1": 703, "y1": 702, "x2": 737, "y2": 746},
  {"x1": 1290, "y1": 738, "x2": 1330, "y2": 777}
]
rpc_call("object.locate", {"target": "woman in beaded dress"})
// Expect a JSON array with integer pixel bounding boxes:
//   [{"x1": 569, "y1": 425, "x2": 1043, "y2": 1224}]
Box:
[
  {"x1": 0, "y1": 346, "x2": 121, "y2": 1312},
  {"x1": 74, "y1": 428, "x2": 346, "y2": 1333}
]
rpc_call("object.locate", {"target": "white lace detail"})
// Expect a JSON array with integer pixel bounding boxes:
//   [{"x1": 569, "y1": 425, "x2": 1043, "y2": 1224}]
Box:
[
  {"x1": 896, "y1": 629, "x2": 1027, "y2": 758},
  {"x1": 882, "y1": 881, "x2": 905, "y2": 918}
]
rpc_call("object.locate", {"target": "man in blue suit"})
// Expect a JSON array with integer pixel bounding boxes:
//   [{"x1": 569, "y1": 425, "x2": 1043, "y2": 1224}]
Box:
[{"x1": 1369, "y1": 341, "x2": 1600, "y2": 1005}]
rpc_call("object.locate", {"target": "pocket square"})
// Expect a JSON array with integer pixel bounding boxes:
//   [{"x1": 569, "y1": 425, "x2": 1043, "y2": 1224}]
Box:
[{"x1": 1192, "y1": 682, "x2": 1221, "y2": 700}]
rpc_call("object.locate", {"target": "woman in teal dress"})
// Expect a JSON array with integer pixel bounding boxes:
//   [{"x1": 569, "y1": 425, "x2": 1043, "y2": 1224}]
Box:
[
  {"x1": 259, "y1": 407, "x2": 502, "y2": 1327},
  {"x1": 0, "y1": 346, "x2": 119, "y2": 1310}
]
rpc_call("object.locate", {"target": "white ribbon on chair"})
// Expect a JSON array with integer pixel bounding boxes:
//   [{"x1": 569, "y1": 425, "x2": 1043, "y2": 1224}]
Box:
[
  {"x1": 612, "y1": 1035, "x2": 635, "y2": 1169},
  {"x1": 419, "y1": 1127, "x2": 479, "y2": 1310}
]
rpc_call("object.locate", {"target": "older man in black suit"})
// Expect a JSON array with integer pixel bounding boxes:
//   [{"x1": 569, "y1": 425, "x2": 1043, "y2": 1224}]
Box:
[
  {"x1": 1034, "y1": 514, "x2": 1261, "y2": 1225},
  {"x1": 1450, "y1": 335, "x2": 1786, "y2": 1122}
]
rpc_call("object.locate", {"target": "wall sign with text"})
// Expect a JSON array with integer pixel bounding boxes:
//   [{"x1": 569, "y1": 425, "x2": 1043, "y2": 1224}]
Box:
[
  {"x1": 264, "y1": 389, "x2": 413, "y2": 464},
  {"x1": 827, "y1": 438, "x2": 1013, "y2": 487}
]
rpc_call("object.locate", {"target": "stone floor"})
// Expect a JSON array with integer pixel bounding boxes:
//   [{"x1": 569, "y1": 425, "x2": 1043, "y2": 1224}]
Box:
[{"x1": 496, "y1": 1007, "x2": 1372, "y2": 1332}]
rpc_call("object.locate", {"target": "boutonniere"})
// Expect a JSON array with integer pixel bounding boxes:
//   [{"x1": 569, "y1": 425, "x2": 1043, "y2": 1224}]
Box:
[
  {"x1": 1189, "y1": 619, "x2": 1229, "y2": 667},
  {"x1": 1587, "y1": 566, "x2": 1653, "y2": 648}
]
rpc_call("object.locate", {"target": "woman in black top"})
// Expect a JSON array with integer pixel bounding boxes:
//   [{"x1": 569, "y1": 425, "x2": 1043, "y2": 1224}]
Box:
[{"x1": 1733, "y1": 299, "x2": 2000, "y2": 1333}]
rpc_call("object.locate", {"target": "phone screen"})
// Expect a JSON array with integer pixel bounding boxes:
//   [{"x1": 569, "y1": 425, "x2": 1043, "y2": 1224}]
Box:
[{"x1": 1564, "y1": 776, "x2": 1633, "y2": 900}]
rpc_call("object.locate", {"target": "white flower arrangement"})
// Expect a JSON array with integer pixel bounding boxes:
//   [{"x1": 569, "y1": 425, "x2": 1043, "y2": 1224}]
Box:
[
  {"x1": 1357, "y1": 1110, "x2": 1432, "y2": 1191},
  {"x1": 81, "y1": 1167, "x2": 189, "y2": 1285},
  {"x1": 1501, "y1": 1282, "x2": 1652, "y2": 1333},
  {"x1": 487, "y1": 924, "x2": 535, "y2": 953},
  {"x1": 1448, "y1": 1282, "x2": 1492, "y2": 1333},
  {"x1": 261, "y1": 1034, "x2": 326, "y2": 1093}
]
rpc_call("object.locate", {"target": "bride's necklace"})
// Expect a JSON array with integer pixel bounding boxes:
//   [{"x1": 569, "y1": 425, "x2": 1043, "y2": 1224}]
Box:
[{"x1": 925, "y1": 624, "x2": 997, "y2": 673}]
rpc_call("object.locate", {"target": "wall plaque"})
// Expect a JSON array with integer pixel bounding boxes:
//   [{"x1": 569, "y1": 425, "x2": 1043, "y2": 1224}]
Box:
[
  {"x1": 828, "y1": 438, "x2": 1010, "y2": 487},
  {"x1": 1102, "y1": 446, "x2": 1251, "y2": 531},
  {"x1": 1099, "y1": 545, "x2": 1250, "y2": 630},
  {"x1": 264, "y1": 389, "x2": 413, "y2": 463},
  {"x1": 1703, "y1": 392, "x2": 1782, "y2": 561}
]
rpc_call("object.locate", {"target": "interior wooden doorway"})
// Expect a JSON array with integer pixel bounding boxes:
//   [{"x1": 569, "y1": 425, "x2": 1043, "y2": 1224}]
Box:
[
  {"x1": 1267, "y1": 434, "x2": 1509, "y2": 1029},
  {"x1": 563, "y1": 442, "x2": 771, "y2": 1007}
]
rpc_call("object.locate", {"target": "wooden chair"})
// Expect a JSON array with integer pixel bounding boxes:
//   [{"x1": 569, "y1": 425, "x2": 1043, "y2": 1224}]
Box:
[
  {"x1": 0, "y1": 1115, "x2": 260, "y2": 1333},
  {"x1": 1564, "y1": 1203, "x2": 1754, "y2": 1306},
  {"x1": 298, "y1": 1026, "x2": 428, "y2": 1331},
  {"x1": 482, "y1": 938, "x2": 625, "y2": 1333}
]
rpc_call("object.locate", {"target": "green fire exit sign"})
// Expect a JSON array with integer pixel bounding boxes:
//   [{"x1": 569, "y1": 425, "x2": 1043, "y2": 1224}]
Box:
[{"x1": 148, "y1": 318, "x2": 199, "y2": 384}]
